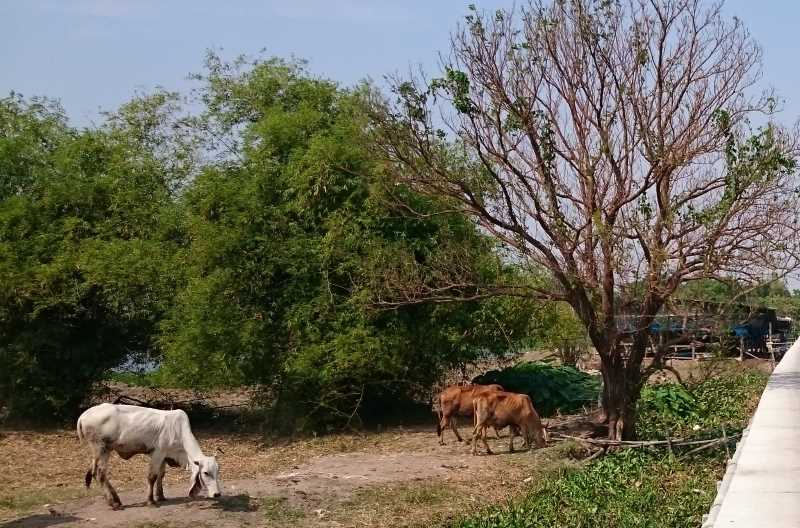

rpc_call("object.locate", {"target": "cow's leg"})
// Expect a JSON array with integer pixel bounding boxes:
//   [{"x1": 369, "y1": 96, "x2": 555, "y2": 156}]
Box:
[
  {"x1": 155, "y1": 460, "x2": 167, "y2": 502},
  {"x1": 147, "y1": 456, "x2": 165, "y2": 506},
  {"x1": 96, "y1": 449, "x2": 122, "y2": 509},
  {"x1": 471, "y1": 423, "x2": 481, "y2": 455},
  {"x1": 438, "y1": 414, "x2": 449, "y2": 445},
  {"x1": 84, "y1": 444, "x2": 101, "y2": 488},
  {"x1": 450, "y1": 416, "x2": 464, "y2": 443},
  {"x1": 481, "y1": 426, "x2": 493, "y2": 455},
  {"x1": 471, "y1": 422, "x2": 492, "y2": 455},
  {"x1": 493, "y1": 426, "x2": 503, "y2": 439}
]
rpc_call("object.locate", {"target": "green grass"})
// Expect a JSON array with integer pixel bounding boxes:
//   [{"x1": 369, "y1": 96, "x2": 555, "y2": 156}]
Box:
[
  {"x1": 458, "y1": 450, "x2": 720, "y2": 528},
  {"x1": 637, "y1": 367, "x2": 768, "y2": 440},
  {"x1": 107, "y1": 368, "x2": 168, "y2": 387}
]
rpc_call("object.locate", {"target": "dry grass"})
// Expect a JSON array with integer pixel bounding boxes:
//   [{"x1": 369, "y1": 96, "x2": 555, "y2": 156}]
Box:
[{"x1": 0, "y1": 427, "x2": 423, "y2": 522}]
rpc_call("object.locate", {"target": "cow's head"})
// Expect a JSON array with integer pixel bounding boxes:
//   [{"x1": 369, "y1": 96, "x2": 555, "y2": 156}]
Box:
[{"x1": 188, "y1": 456, "x2": 221, "y2": 498}]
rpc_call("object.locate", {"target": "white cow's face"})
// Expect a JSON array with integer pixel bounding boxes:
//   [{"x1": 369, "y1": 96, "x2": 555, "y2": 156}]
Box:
[{"x1": 189, "y1": 456, "x2": 221, "y2": 498}]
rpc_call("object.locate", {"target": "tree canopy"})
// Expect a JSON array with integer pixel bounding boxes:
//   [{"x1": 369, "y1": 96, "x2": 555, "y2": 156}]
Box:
[{"x1": 0, "y1": 57, "x2": 550, "y2": 426}]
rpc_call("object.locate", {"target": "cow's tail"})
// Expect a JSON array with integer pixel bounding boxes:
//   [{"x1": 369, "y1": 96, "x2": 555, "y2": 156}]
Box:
[
  {"x1": 77, "y1": 417, "x2": 94, "y2": 488},
  {"x1": 85, "y1": 462, "x2": 95, "y2": 488},
  {"x1": 434, "y1": 397, "x2": 442, "y2": 437}
]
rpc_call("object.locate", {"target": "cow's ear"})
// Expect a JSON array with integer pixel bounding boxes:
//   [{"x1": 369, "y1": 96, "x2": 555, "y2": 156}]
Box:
[{"x1": 188, "y1": 461, "x2": 202, "y2": 497}]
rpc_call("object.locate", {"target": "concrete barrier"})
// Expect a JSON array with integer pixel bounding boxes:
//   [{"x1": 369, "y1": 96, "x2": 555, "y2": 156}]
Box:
[{"x1": 703, "y1": 337, "x2": 800, "y2": 528}]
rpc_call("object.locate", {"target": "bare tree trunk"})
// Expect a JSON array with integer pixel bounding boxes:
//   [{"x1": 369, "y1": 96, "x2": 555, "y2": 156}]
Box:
[
  {"x1": 597, "y1": 338, "x2": 646, "y2": 440},
  {"x1": 602, "y1": 363, "x2": 642, "y2": 441}
]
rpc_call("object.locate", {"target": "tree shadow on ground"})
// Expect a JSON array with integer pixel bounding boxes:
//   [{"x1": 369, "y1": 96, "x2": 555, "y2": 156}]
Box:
[{"x1": 0, "y1": 514, "x2": 82, "y2": 528}]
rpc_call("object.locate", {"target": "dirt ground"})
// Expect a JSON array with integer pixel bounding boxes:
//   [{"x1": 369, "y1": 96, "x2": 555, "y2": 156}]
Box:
[{"x1": 0, "y1": 414, "x2": 596, "y2": 528}]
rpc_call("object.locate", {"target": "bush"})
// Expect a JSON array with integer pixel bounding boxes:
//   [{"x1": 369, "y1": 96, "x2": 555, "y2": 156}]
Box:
[
  {"x1": 637, "y1": 368, "x2": 768, "y2": 439},
  {"x1": 473, "y1": 362, "x2": 600, "y2": 416},
  {"x1": 0, "y1": 95, "x2": 186, "y2": 421}
]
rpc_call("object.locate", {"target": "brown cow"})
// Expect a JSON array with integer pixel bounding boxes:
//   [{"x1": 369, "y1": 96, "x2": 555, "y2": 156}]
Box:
[
  {"x1": 471, "y1": 391, "x2": 547, "y2": 455},
  {"x1": 436, "y1": 384, "x2": 503, "y2": 445}
]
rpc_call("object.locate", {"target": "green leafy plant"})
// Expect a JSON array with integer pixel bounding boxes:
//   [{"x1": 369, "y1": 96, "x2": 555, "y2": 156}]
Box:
[
  {"x1": 637, "y1": 368, "x2": 768, "y2": 439},
  {"x1": 473, "y1": 362, "x2": 600, "y2": 416}
]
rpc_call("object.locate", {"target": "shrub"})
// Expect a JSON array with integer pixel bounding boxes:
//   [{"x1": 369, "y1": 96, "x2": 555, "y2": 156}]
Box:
[
  {"x1": 637, "y1": 368, "x2": 768, "y2": 439},
  {"x1": 473, "y1": 362, "x2": 600, "y2": 416},
  {"x1": 636, "y1": 384, "x2": 700, "y2": 439}
]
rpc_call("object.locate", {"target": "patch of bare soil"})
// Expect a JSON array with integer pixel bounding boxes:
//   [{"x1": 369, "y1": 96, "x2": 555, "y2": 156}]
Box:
[{"x1": 0, "y1": 419, "x2": 592, "y2": 528}]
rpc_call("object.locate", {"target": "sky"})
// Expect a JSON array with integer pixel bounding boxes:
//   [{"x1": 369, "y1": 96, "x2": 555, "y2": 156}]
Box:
[
  {"x1": 1, "y1": 0, "x2": 798, "y2": 128},
  {"x1": 2, "y1": 1, "x2": 800, "y2": 289}
]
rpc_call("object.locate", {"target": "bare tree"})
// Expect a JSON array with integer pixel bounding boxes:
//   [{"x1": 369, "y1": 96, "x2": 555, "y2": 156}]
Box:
[{"x1": 371, "y1": 0, "x2": 800, "y2": 439}]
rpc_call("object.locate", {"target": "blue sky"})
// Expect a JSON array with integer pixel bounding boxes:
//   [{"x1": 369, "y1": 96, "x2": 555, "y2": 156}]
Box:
[{"x1": 1, "y1": 1, "x2": 796, "y2": 128}]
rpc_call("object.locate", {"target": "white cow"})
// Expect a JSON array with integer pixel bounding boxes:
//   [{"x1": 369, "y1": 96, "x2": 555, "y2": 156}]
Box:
[{"x1": 77, "y1": 403, "x2": 221, "y2": 509}]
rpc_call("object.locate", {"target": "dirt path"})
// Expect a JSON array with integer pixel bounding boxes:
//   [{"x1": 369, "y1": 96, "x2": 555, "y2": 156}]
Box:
[
  {"x1": 1, "y1": 417, "x2": 595, "y2": 528},
  {"x1": 12, "y1": 450, "x2": 486, "y2": 527}
]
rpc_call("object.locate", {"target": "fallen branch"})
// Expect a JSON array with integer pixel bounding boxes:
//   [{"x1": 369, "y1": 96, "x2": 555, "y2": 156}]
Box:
[
  {"x1": 679, "y1": 437, "x2": 734, "y2": 459},
  {"x1": 551, "y1": 432, "x2": 741, "y2": 450},
  {"x1": 582, "y1": 448, "x2": 606, "y2": 463},
  {"x1": 111, "y1": 394, "x2": 249, "y2": 411}
]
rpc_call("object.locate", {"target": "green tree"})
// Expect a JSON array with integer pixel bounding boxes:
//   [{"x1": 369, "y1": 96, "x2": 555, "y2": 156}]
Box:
[
  {"x1": 160, "y1": 55, "x2": 539, "y2": 430},
  {"x1": 0, "y1": 93, "x2": 185, "y2": 419}
]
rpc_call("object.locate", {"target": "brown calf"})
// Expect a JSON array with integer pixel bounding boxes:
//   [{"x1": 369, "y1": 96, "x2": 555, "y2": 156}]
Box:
[
  {"x1": 471, "y1": 391, "x2": 547, "y2": 455},
  {"x1": 436, "y1": 384, "x2": 503, "y2": 445}
]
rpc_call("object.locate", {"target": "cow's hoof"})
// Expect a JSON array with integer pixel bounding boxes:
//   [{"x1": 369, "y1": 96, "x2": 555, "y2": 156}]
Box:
[
  {"x1": 110, "y1": 503, "x2": 123, "y2": 511},
  {"x1": 157, "y1": 495, "x2": 167, "y2": 502},
  {"x1": 147, "y1": 500, "x2": 159, "y2": 507}
]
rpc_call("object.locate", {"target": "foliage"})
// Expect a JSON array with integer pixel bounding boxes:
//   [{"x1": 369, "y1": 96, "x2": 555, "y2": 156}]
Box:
[
  {"x1": 168, "y1": 56, "x2": 538, "y2": 431},
  {"x1": 0, "y1": 94, "x2": 186, "y2": 419},
  {"x1": 531, "y1": 302, "x2": 589, "y2": 365},
  {"x1": 637, "y1": 368, "x2": 768, "y2": 439},
  {"x1": 0, "y1": 56, "x2": 550, "y2": 425},
  {"x1": 636, "y1": 384, "x2": 699, "y2": 437},
  {"x1": 676, "y1": 278, "x2": 800, "y2": 323},
  {"x1": 473, "y1": 362, "x2": 600, "y2": 417},
  {"x1": 148, "y1": 54, "x2": 540, "y2": 430}
]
